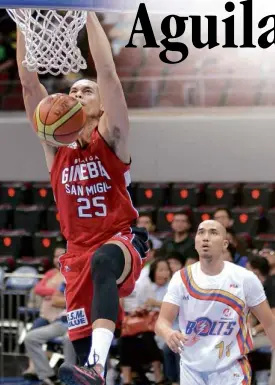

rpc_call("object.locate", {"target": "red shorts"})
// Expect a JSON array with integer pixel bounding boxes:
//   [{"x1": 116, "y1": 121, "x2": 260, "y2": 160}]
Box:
[{"x1": 59, "y1": 232, "x2": 144, "y2": 341}]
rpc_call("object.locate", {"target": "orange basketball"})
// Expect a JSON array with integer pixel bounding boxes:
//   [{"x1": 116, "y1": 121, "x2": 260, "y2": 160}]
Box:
[{"x1": 33, "y1": 93, "x2": 86, "y2": 146}]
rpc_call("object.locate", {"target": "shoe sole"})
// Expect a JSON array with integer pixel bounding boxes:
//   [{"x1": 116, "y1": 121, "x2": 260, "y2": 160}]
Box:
[{"x1": 59, "y1": 365, "x2": 98, "y2": 385}]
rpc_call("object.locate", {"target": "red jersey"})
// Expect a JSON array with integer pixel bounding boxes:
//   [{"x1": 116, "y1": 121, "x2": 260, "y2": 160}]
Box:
[{"x1": 50, "y1": 128, "x2": 138, "y2": 250}]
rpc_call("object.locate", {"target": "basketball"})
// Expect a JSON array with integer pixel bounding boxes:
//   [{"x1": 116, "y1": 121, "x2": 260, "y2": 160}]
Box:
[{"x1": 33, "y1": 93, "x2": 86, "y2": 146}]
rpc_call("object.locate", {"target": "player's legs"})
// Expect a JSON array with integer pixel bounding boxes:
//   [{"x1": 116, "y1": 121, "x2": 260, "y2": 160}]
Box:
[
  {"x1": 59, "y1": 229, "x2": 147, "y2": 385},
  {"x1": 207, "y1": 356, "x2": 252, "y2": 385},
  {"x1": 59, "y1": 240, "x2": 142, "y2": 385},
  {"x1": 87, "y1": 240, "x2": 130, "y2": 371},
  {"x1": 180, "y1": 361, "x2": 207, "y2": 385}
]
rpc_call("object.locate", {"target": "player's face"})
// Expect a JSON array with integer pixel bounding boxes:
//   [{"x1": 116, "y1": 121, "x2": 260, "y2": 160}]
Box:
[
  {"x1": 69, "y1": 79, "x2": 102, "y2": 119},
  {"x1": 154, "y1": 261, "x2": 171, "y2": 286},
  {"x1": 171, "y1": 214, "x2": 191, "y2": 234},
  {"x1": 195, "y1": 220, "x2": 228, "y2": 261},
  {"x1": 136, "y1": 215, "x2": 154, "y2": 232}
]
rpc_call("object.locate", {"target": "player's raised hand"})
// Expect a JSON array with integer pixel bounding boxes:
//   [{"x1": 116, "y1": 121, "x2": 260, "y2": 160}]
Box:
[{"x1": 165, "y1": 330, "x2": 188, "y2": 354}]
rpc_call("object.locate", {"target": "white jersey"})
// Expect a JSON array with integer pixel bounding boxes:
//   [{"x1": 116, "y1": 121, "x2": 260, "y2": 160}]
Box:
[{"x1": 163, "y1": 261, "x2": 266, "y2": 372}]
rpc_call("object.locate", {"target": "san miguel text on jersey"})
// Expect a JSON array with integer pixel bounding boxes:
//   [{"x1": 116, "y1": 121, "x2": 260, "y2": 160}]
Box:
[{"x1": 50, "y1": 128, "x2": 138, "y2": 249}]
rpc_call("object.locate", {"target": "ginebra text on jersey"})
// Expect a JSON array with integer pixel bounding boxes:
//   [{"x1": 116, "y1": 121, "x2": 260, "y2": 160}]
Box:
[
  {"x1": 61, "y1": 158, "x2": 112, "y2": 197},
  {"x1": 61, "y1": 157, "x2": 110, "y2": 184}
]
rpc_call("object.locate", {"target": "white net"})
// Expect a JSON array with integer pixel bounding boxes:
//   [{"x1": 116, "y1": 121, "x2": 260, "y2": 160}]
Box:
[{"x1": 7, "y1": 9, "x2": 88, "y2": 76}]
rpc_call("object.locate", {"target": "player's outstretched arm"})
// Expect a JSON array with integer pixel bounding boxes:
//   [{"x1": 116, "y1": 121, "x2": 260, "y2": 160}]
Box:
[
  {"x1": 17, "y1": 28, "x2": 48, "y2": 122},
  {"x1": 17, "y1": 28, "x2": 56, "y2": 172},
  {"x1": 155, "y1": 302, "x2": 187, "y2": 353},
  {"x1": 250, "y1": 300, "x2": 275, "y2": 349},
  {"x1": 86, "y1": 12, "x2": 130, "y2": 164}
]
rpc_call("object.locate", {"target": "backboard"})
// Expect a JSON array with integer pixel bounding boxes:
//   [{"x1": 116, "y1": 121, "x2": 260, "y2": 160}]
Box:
[
  {"x1": 0, "y1": 0, "x2": 141, "y2": 12},
  {"x1": 0, "y1": 0, "x2": 223, "y2": 13}
]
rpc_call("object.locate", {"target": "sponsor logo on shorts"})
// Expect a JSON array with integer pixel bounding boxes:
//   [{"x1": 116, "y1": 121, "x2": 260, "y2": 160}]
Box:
[{"x1": 67, "y1": 308, "x2": 88, "y2": 330}]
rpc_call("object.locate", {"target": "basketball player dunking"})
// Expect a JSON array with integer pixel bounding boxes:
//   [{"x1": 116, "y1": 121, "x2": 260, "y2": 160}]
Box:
[
  {"x1": 155, "y1": 220, "x2": 275, "y2": 385},
  {"x1": 17, "y1": 12, "x2": 148, "y2": 385}
]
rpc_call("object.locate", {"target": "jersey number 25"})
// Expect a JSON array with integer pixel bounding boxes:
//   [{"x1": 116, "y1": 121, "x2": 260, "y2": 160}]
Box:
[{"x1": 77, "y1": 196, "x2": 107, "y2": 218}]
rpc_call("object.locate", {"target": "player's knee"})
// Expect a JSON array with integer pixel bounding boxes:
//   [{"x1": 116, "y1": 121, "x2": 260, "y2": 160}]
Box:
[{"x1": 91, "y1": 243, "x2": 125, "y2": 280}]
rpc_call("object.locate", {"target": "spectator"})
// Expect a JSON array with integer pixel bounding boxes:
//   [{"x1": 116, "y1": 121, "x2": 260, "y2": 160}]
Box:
[
  {"x1": 23, "y1": 243, "x2": 65, "y2": 379},
  {"x1": 136, "y1": 239, "x2": 156, "y2": 290},
  {"x1": 0, "y1": 31, "x2": 15, "y2": 73},
  {"x1": 246, "y1": 255, "x2": 275, "y2": 384},
  {"x1": 213, "y1": 207, "x2": 234, "y2": 229},
  {"x1": 185, "y1": 255, "x2": 199, "y2": 266},
  {"x1": 136, "y1": 214, "x2": 162, "y2": 250},
  {"x1": 226, "y1": 228, "x2": 248, "y2": 267},
  {"x1": 162, "y1": 255, "x2": 183, "y2": 385},
  {"x1": 260, "y1": 248, "x2": 275, "y2": 276},
  {"x1": 222, "y1": 244, "x2": 237, "y2": 263},
  {"x1": 24, "y1": 282, "x2": 67, "y2": 385},
  {"x1": 158, "y1": 211, "x2": 197, "y2": 264},
  {"x1": 120, "y1": 258, "x2": 172, "y2": 385},
  {"x1": 166, "y1": 252, "x2": 184, "y2": 274},
  {"x1": 0, "y1": 31, "x2": 16, "y2": 107}
]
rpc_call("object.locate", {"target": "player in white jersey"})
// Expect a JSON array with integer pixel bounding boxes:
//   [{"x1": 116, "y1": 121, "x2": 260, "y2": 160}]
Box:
[{"x1": 155, "y1": 220, "x2": 275, "y2": 385}]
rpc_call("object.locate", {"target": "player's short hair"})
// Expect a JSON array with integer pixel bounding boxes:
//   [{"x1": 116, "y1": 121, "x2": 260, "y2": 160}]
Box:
[
  {"x1": 213, "y1": 207, "x2": 233, "y2": 219},
  {"x1": 248, "y1": 255, "x2": 270, "y2": 276},
  {"x1": 149, "y1": 257, "x2": 171, "y2": 283}
]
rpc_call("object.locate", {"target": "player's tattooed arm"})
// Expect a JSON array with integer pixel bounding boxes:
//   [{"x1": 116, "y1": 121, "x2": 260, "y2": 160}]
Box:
[
  {"x1": 109, "y1": 126, "x2": 121, "y2": 152},
  {"x1": 86, "y1": 13, "x2": 130, "y2": 164}
]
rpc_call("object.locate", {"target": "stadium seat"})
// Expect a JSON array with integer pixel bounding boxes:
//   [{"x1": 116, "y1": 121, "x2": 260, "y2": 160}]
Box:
[
  {"x1": 125, "y1": 80, "x2": 156, "y2": 108},
  {"x1": 0, "y1": 256, "x2": 16, "y2": 272},
  {"x1": 5, "y1": 266, "x2": 39, "y2": 290},
  {"x1": 2, "y1": 94, "x2": 25, "y2": 110},
  {"x1": 156, "y1": 206, "x2": 190, "y2": 232},
  {"x1": 136, "y1": 205, "x2": 157, "y2": 221},
  {"x1": 14, "y1": 205, "x2": 45, "y2": 233},
  {"x1": 237, "y1": 232, "x2": 253, "y2": 250},
  {"x1": 169, "y1": 183, "x2": 203, "y2": 207},
  {"x1": 0, "y1": 266, "x2": 4, "y2": 288},
  {"x1": 205, "y1": 183, "x2": 240, "y2": 208},
  {"x1": 0, "y1": 182, "x2": 30, "y2": 207},
  {"x1": 31, "y1": 182, "x2": 55, "y2": 207},
  {"x1": 203, "y1": 79, "x2": 226, "y2": 107},
  {"x1": 266, "y1": 208, "x2": 275, "y2": 233},
  {"x1": 0, "y1": 204, "x2": 13, "y2": 229},
  {"x1": 0, "y1": 230, "x2": 32, "y2": 258},
  {"x1": 33, "y1": 231, "x2": 63, "y2": 257},
  {"x1": 242, "y1": 183, "x2": 275, "y2": 209},
  {"x1": 16, "y1": 256, "x2": 52, "y2": 273},
  {"x1": 253, "y1": 234, "x2": 275, "y2": 250},
  {"x1": 231, "y1": 207, "x2": 262, "y2": 236},
  {"x1": 135, "y1": 183, "x2": 169, "y2": 207},
  {"x1": 46, "y1": 206, "x2": 61, "y2": 232},
  {"x1": 192, "y1": 206, "x2": 218, "y2": 228}
]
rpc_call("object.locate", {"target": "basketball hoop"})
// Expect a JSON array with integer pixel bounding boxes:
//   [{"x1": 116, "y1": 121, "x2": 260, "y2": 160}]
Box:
[{"x1": 7, "y1": 9, "x2": 87, "y2": 76}]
